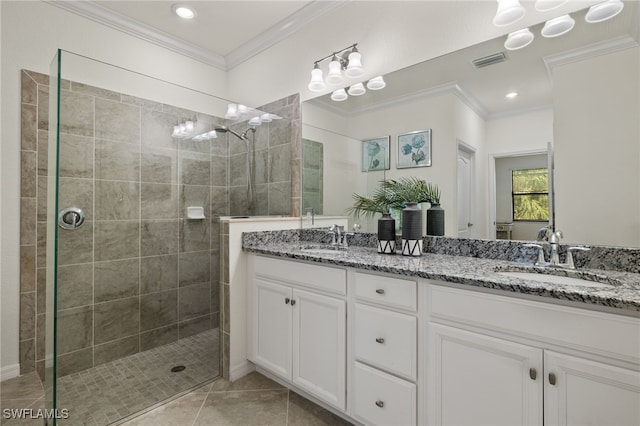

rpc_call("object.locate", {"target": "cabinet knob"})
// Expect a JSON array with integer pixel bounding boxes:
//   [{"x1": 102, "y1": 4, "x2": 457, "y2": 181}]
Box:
[
  {"x1": 529, "y1": 368, "x2": 537, "y2": 380},
  {"x1": 375, "y1": 400, "x2": 384, "y2": 408},
  {"x1": 285, "y1": 298, "x2": 290, "y2": 305},
  {"x1": 375, "y1": 289, "x2": 385, "y2": 295},
  {"x1": 375, "y1": 337, "x2": 385, "y2": 344},
  {"x1": 290, "y1": 299, "x2": 296, "y2": 306},
  {"x1": 549, "y1": 372, "x2": 557, "y2": 386}
]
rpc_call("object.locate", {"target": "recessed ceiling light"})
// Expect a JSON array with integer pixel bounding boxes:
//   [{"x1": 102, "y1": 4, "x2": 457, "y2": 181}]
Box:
[
  {"x1": 506, "y1": 92, "x2": 519, "y2": 99},
  {"x1": 173, "y1": 4, "x2": 196, "y2": 20}
]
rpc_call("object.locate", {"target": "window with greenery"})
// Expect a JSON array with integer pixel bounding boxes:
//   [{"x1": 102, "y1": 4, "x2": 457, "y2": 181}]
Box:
[{"x1": 512, "y1": 168, "x2": 549, "y2": 221}]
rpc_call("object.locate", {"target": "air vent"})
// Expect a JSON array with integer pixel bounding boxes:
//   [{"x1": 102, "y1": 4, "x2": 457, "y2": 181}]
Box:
[{"x1": 472, "y1": 52, "x2": 507, "y2": 68}]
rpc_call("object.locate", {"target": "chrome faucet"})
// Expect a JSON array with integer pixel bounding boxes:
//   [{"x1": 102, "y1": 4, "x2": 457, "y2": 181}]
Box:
[
  {"x1": 327, "y1": 224, "x2": 353, "y2": 249},
  {"x1": 526, "y1": 229, "x2": 590, "y2": 269}
]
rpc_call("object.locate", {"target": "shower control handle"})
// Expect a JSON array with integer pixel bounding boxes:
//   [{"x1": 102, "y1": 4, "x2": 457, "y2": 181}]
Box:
[{"x1": 58, "y1": 207, "x2": 85, "y2": 230}]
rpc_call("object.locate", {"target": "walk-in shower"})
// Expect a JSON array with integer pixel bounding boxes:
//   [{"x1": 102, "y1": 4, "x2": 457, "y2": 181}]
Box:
[{"x1": 215, "y1": 125, "x2": 257, "y2": 209}]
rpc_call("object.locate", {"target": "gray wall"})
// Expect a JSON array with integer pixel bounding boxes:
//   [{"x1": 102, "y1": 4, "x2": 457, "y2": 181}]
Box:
[{"x1": 20, "y1": 70, "x2": 222, "y2": 379}]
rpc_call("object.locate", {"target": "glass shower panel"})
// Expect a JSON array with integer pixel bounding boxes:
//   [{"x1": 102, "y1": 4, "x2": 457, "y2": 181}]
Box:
[{"x1": 45, "y1": 50, "x2": 227, "y2": 425}]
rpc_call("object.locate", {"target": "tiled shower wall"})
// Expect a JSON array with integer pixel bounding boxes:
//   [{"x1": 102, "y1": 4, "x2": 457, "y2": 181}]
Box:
[
  {"x1": 227, "y1": 94, "x2": 301, "y2": 217},
  {"x1": 19, "y1": 70, "x2": 224, "y2": 379},
  {"x1": 302, "y1": 139, "x2": 324, "y2": 215}
]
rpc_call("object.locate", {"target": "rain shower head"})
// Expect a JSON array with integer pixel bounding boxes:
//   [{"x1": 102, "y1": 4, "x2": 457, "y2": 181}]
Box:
[{"x1": 213, "y1": 125, "x2": 246, "y2": 140}]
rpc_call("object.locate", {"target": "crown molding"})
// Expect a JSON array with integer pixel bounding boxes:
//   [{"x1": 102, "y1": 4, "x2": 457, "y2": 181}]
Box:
[
  {"x1": 486, "y1": 103, "x2": 553, "y2": 121},
  {"x1": 544, "y1": 35, "x2": 638, "y2": 78},
  {"x1": 45, "y1": 0, "x2": 227, "y2": 69},
  {"x1": 45, "y1": 1, "x2": 347, "y2": 71},
  {"x1": 225, "y1": 1, "x2": 349, "y2": 69}
]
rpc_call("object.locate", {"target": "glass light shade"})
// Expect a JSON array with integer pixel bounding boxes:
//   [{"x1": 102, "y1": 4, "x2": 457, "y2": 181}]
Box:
[
  {"x1": 585, "y1": 0, "x2": 624, "y2": 23},
  {"x1": 366, "y1": 76, "x2": 386, "y2": 90},
  {"x1": 225, "y1": 104, "x2": 239, "y2": 120},
  {"x1": 185, "y1": 120, "x2": 194, "y2": 132},
  {"x1": 178, "y1": 123, "x2": 187, "y2": 137},
  {"x1": 493, "y1": 0, "x2": 526, "y2": 27},
  {"x1": 237, "y1": 104, "x2": 248, "y2": 115},
  {"x1": 331, "y1": 89, "x2": 348, "y2": 101},
  {"x1": 348, "y1": 83, "x2": 366, "y2": 96},
  {"x1": 192, "y1": 134, "x2": 205, "y2": 142},
  {"x1": 308, "y1": 66, "x2": 326, "y2": 92},
  {"x1": 248, "y1": 116, "x2": 262, "y2": 126},
  {"x1": 172, "y1": 125, "x2": 181, "y2": 138},
  {"x1": 504, "y1": 28, "x2": 534, "y2": 50},
  {"x1": 260, "y1": 113, "x2": 272, "y2": 123},
  {"x1": 326, "y1": 57, "x2": 344, "y2": 85},
  {"x1": 205, "y1": 131, "x2": 217, "y2": 140},
  {"x1": 534, "y1": 0, "x2": 568, "y2": 12},
  {"x1": 345, "y1": 51, "x2": 364, "y2": 77},
  {"x1": 541, "y1": 14, "x2": 575, "y2": 37}
]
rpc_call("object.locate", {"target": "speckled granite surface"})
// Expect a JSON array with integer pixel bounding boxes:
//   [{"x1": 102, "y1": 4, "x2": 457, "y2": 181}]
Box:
[{"x1": 242, "y1": 230, "x2": 640, "y2": 313}]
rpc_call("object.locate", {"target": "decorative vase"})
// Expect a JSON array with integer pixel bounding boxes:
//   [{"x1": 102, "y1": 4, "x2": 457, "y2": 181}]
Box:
[
  {"x1": 427, "y1": 203, "x2": 445, "y2": 236},
  {"x1": 377, "y1": 213, "x2": 396, "y2": 254},
  {"x1": 401, "y1": 202, "x2": 423, "y2": 256}
]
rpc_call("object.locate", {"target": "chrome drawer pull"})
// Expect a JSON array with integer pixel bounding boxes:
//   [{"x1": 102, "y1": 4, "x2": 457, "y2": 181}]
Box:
[
  {"x1": 375, "y1": 337, "x2": 385, "y2": 344},
  {"x1": 375, "y1": 289, "x2": 385, "y2": 295},
  {"x1": 375, "y1": 400, "x2": 384, "y2": 408}
]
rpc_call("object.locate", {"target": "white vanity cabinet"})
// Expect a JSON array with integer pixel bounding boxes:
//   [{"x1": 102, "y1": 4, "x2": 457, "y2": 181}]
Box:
[
  {"x1": 350, "y1": 271, "x2": 419, "y2": 426},
  {"x1": 249, "y1": 256, "x2": 347, "y2": 411},
  {"x1": 426, "y1": 284, "x2": 640, "y2": 426}
]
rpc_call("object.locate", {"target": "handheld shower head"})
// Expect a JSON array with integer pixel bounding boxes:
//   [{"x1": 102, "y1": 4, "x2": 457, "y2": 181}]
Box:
[
  {"x1": 213, "y1": 125, "x2": 245, "y2": 140},
  {"x1": 241, "y1": 127, "x2": 256, "y2": 139}
]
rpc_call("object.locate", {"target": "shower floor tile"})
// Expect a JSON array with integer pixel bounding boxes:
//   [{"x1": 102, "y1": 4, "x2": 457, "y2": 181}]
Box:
[{"x1": 57, "y1": 328, "x2": 219, "y2": 426}]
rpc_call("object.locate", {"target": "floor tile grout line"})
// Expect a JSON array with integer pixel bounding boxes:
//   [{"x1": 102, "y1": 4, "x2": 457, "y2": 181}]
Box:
[{"x1": 285, "y1": 388, "x2": 290, "y2": 426}]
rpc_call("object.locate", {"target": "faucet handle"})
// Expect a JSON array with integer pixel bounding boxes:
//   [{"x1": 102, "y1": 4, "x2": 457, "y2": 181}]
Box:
[
  {"x1": 523, "y1": 243, "x2": 546, "y2": 265},
  {"x1": 566, "y1": 246, "x2": 590, "y2": 269}
]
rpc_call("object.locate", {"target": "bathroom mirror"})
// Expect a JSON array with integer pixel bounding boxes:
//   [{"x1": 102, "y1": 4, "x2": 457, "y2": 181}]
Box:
[{"x1": 302, "y1": 3, "x2": 639, "y2": 247}]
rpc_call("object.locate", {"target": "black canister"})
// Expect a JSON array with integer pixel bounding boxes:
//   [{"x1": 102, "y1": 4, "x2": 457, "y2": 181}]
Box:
[
  {"x1": 377, "y1": 213, "x2": 396, "y2": 254},
  {"x1": 401, "y1": 202, "x2": 423, "y2": 256},
  {"x1": 427, "y1": 203, "x2": 445, "y2": 236}
]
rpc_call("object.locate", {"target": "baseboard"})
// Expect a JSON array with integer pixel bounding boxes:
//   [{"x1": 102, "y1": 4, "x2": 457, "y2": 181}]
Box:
[
  {"x1": 0, "y1": 363, "x2": 20, "y2": 382},
  {"x1": 229, "y1": 360, "x2": 255, "y2": 382}
]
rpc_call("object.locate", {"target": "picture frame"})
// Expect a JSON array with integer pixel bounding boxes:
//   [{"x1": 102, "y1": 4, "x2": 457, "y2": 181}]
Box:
[
  {"x1": 397, "y1": 129, "x2": 432, "y2": 169},
  {"x1": 362, "y1": 136, "x2": 390, "y2": 172}
]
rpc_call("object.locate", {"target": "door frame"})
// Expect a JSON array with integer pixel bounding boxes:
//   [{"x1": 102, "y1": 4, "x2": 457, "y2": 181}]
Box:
[
  {"x1": 456, "y1": 140, "x2": 476, "y2": 238},
  {"x1": 488, "y1": 148, "x2": 548, "y2": 240}
]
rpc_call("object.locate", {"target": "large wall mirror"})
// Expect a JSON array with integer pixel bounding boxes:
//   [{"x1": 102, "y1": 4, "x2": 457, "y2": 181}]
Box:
[{"x1": 301, "y1": 2, "x2": 639, "y2": 248}]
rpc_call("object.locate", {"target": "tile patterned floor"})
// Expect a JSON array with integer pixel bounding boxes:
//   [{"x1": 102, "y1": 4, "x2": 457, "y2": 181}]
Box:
[
  {"x1": 2, "y1": 332, "x2": 353, "y2": 425},
  {"x1": 119, "y1": 372, "x2": 354, "y2": 426},
  {"x1": 1, "y1": 329, "x2": 219, "y2": 426}
]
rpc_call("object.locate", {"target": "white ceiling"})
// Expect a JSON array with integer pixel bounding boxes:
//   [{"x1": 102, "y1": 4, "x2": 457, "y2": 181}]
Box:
[{"x1": 47, "y1": 1, "x2": 638, "y2": 116}]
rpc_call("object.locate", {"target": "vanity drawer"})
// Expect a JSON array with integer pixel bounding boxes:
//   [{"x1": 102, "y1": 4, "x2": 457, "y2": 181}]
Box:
[
  {"x1": 254, "y1": 255, "x2": 346, "y2": 295},
  {"x1": 354, "y1": 303, "x2": 417, "y2": 381},
  {"x1": 352, "y1": 361, "x2": 416, "y2": 426},
  {"x1": 354, "y1": 272, "x2": 417, "y2": 311}
]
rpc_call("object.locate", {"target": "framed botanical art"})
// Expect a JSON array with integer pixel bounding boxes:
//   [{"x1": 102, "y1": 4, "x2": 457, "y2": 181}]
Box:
[
  {"x1": 397, "y1": 129, "x2": 432, "y2": 169},
  {"x1": 362, "y1": 136, "x2": 390, "y2": 172}
]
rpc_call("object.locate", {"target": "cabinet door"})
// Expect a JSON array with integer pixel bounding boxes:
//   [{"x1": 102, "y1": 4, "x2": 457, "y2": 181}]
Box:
[
  {"x1": 545, "y1": 351, "x2": 640, "y2": 426},
  {"x1": 253, "y1": 278, "x2": 292, "y2": 380},
  {"x1": 292, "y1": 288, "x2": 346, "y2": 410},
  {"x1": 427, "y1": 323, "x2": 542, "y2": 426}
]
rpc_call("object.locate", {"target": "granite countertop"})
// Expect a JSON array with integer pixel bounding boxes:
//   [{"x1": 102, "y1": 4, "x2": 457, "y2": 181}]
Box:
[{"x1": 243, "y1": 239, "x2": 640, "y2": 314}]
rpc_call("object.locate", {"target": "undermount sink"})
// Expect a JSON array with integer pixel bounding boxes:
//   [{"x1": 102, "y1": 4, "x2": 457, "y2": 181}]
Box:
[
  {"x1": 497, "y1": 271, "x2": 615, "y2": 288},
  {"x1": 298, "y1": 245, "x2": 346, "y2": 255}
]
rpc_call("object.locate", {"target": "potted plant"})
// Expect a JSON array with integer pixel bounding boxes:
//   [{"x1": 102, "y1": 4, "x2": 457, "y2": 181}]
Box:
[{"x1": 346, "y1": 177, "x2": 442, "y2": 254}]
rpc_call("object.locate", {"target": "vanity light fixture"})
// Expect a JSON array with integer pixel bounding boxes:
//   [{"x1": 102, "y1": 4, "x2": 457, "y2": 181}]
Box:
[
  {"x1": 541, "y1": 14, "x2": 575, "y2": 38},
  {"x1": 172, "y1": 4, "x2": 196, "y2": 19},
  {"x1": 585, "y1": 0, "x2": 624, "y2": 23},
  {"x1": 493, "y1": 0, "x2": 526, "y2": 27},
  {"x1": 331, "y1": 88, "x2": 348, "y2": 102},
  {"x1": 504, "y1": 28, "x2": 534, "y2": 50},
  {"x1": 171, "y1": 119, "x2": 196, "y2": 139},
  {"x1": 308, "y1": 43, "x2": 364, "y2": 92},
  {"x1": 348, "y1": 83, "x2": 366, "y2": 96},
  {"x1": 367, "y1": 76, "x2": 386, "y2": 90}
]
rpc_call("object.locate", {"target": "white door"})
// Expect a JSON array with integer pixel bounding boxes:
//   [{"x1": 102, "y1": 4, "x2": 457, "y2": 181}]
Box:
[
  {"x1": 252, "y1": 278, "x2": 292, "y2": 380},
  {"x1": 544, "y1": 351, "x2": 640, "y2": 426},
  {"x1": 292, "y1": 288, "x2": 346, "y2": 410},
  {"x1": 457, "y1": 145, "x2": 474, "y2": 237},
  {"x1": 428, "y1": 324, "x2": 543, "y2": 426}
]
